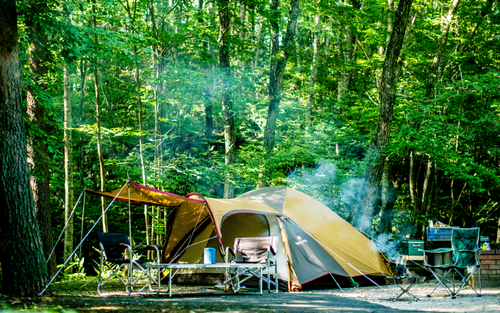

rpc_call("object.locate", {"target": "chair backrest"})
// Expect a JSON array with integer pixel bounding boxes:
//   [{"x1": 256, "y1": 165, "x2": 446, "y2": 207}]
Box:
[
  {"x1": 451, "y1": 228, "x2": 479, "y2": 267},
  {"x1": 233, "y1": 236, "x2": 278, "y2": 263},
  {"x1": 98, "y1": 232, "x2": 130, "y2": 260}
]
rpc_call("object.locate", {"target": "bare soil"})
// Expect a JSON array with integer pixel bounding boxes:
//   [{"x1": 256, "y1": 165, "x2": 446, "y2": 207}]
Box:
[{"x1": 1, "y1": 278, "x2": 498, "y2": 312}]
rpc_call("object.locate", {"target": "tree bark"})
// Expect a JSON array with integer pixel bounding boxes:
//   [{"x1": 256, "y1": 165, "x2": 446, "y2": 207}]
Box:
[
  {"x1": 218, "y1": 0, "x2": 236, "y2": 199},
  {"x1": 0, "y1": 0, "x2": 50, "y2": 295},
  {"x1": 63, "y1": 64, "x2": 74, "y2": 262},
  {"x1": 362, "y1": 0, "x2": 414, "y2": 234},
  {"x1": 263, "y1": 0, "x2": 300, "y2": 153},
  {"x1": 24, "y1": 0, "x2": 56, "y2": 276},
  {"x1": 427, "y1": 0, "x2": 461, "y2": 93},
  {"x1": 305, "y1": 14, "x2": 321, "y2": 132},
  {"x1": 93, "y1": 2, "x2": 107, "y2": 232}
]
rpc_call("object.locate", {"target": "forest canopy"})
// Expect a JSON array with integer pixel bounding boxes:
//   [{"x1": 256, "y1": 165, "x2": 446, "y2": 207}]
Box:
[{"x1": 10, "y1": 0, "x2": 500, "y2": 269}]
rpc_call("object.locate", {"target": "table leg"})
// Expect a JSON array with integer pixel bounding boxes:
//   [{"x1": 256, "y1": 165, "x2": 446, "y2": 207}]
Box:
[
  {"x1": 260, "y1": 267, "x2": 263, "y2": 296},
  {"x1": 169, "y1": 269, "x2": 172, "y2": 297}
]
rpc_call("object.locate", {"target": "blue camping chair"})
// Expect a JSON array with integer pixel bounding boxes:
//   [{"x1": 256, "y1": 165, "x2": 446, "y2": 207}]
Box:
[{"x1": 422, "y1": 228, "x2": 481, "y2": 298}]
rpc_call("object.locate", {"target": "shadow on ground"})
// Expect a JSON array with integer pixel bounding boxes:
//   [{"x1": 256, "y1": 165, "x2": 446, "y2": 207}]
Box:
[{"x1": 0, "y1": 279, "x2": 423, "y2": 313}]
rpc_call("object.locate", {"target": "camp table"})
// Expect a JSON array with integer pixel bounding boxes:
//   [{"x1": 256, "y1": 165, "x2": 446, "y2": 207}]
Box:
[{"x1": 146, "y1": 262, "x2": 268, "y2": 297}]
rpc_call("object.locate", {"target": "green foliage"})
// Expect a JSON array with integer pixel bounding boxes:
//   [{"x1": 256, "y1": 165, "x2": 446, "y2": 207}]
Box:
[{"x1": 15, "y1": 0, "x2": 500, "y2": 271}]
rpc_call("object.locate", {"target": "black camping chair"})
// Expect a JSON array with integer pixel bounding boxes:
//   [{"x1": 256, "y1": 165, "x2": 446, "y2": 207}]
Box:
[
  {"x1": 224, "y1": 236, "x2": 279, "y2": 295},
  {"x1": 383, "y1": 259, "x2": 419, "y2": 302},
  {"x1": 97, "y1": 232, "x2": 161, "y2": 295},
  {"x1": 422, "y1": 228, "x2": 481, "y2": 298}
]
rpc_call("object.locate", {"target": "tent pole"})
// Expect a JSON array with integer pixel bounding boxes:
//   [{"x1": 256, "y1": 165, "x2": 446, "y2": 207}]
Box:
[
  {"x1": 39, "y1": 181, "x2": 129, "y2": 296},
  {"x1": 47, "y1": 188, "x2": 86, "y2": 263}
]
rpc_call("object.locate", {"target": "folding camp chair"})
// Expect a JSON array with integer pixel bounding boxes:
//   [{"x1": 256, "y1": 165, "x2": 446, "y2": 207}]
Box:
[
  {"x1": 224, "y1": 236, "x2": 279, "y2": 294},
  {"x1": 97, "y1": 232, "x2": 161, "y2": 295},
  {"x1": 422, "y1": 228, "x2": 481, "y2": 299},
  {"x1": 384, "y1": 259, "x2": 419, "y2": 301}
]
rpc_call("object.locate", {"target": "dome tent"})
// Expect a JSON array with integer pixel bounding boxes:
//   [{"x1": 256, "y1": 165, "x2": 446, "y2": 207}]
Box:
[{"x1": 86, "y1": 181, "x2": 391, "y2": 290}]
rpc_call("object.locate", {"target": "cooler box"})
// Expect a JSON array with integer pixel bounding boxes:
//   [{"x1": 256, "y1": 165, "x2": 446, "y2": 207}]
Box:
[{"x1": 401, "y1": 240, "x2": 424, "y2": 261}]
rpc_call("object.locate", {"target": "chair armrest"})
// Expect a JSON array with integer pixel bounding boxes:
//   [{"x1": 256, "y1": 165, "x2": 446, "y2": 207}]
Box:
[
  {"x1": 267, "y1": 245, "x2": 277, "y2": 255},
  {"x1": 225, "y1": 246, "x2": 234, "y2": 263},
  {"x1": 134, "y1": 244, "x2": 161, "y2": 252},
  {"x1": 458, "y1": 248, "x2": 480, "y2": 252},
  {"x1": 420, "y1": 248, "x2": 453, "y2": 254}
]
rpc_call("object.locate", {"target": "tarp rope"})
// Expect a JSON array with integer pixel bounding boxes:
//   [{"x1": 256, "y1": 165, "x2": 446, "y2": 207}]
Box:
[
  {"x1": 46, "y1": 188, "x2": 86, "y2": 264},
  {"x1": 39, "y1": 181, "x2": 130, "y2": 296},
  {"x1": 329, "y1": 273, "x2": 343, "y2": 291},
  {"x1": 78, "y1": 191, "x2": 86, "y2": 259},
  {"x1": 168, "y1": 202, "x2": 208, "y2": 264},
  {"x1": 170, "y1": 235, "x2": 220, "y2": 264},
  {"x1": 286, "y1": 217, "x2": 386, "y2": 292}
]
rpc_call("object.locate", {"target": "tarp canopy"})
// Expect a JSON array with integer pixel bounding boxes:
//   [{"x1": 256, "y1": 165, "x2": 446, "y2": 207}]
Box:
[{"x1": 87, "y1": 181, "x2": 391, "y2": 289}]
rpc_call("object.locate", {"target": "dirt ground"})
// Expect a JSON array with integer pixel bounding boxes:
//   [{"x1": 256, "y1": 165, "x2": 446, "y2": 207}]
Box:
[{"x1": 1, "y1": 278, "x2": 499, "y2": 312}]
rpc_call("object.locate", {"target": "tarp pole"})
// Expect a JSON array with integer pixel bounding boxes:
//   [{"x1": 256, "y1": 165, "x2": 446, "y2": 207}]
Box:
[
  {"x1": 128, "y1": 182, "x2": 132, "y2": 246},
  {"x1": 39, "y1": 181, "x2": 130, "y2": 296},
  {"x1": 47, "y1": 188, "x2": 86, "y2": 263}
]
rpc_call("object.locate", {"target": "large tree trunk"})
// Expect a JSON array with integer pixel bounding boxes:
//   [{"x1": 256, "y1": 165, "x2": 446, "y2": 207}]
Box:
[
  {"x1": 63, "y1": 64, "x2": 74, "y2": 262},
  {"x1": 24, "y1": 0, "x2": 56, "y2": 276},
  {"x1": 361, "y1": 0, "x2": 414, "y2": 234},
  {"x1": 218, "y1": 0, "x2": 236, "y2": 199},
  {"x1": 0, "y1": 0, "x2": 50, "y2": 295},
  {"x1": 263, "y1": 0, "x2": 300, "y2": 153}
]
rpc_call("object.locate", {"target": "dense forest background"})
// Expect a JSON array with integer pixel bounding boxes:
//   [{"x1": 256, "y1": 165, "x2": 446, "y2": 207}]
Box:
[{"x1": 11, "y1": 0, "x2": 500, "y2": 271}]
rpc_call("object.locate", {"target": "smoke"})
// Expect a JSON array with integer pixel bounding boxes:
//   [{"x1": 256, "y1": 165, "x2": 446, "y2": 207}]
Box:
[
  {"x1": 286, "y1": 160, "x2": 415, "y2": 249},
  {"x1": 286, "y1": 162, "x2": 338, "y2": 207}
]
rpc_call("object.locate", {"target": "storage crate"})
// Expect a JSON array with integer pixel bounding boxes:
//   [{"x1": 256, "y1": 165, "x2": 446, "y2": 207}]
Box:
[
  {"x1": 426, "y1": 227, "x2": 459, "y2": 241},
  {"x1": 401, "y1": 240, "x2": 424, "y2": 261}
]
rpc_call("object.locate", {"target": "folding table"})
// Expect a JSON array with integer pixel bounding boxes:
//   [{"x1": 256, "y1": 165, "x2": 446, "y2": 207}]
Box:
[{"x1": 146, "y1": 262, "x2": 268, "y2": 297}]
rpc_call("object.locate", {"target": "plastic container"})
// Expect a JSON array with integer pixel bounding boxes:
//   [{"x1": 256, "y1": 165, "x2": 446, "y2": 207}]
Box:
[{"x1": 203, "y1": 247, "x2": 216, "y2": 264}]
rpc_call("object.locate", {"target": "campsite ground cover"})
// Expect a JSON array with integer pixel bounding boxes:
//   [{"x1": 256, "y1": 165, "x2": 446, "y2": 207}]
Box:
[{"x1": 1, "y1": 279, "x2": 499, "y2": 312}]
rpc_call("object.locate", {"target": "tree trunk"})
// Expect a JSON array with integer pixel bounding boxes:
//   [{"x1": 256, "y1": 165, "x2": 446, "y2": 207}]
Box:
[
  {"x1": 427, "y1": 0, "x2": 461, "y2": 93},
  {"x1": 263, "y1": 0, "x2": 300, "y2": 153},
  {"x1": 24, "y1": 0, "x2": 56, "y2": 276},
  {"x1": 305, "y1": 14, "x2": 321, "y2": 132},
  {"x1": 379, "y1": 0, "x2": 395, "y2": 55},
  {"x1": 337, "y1": 24, "x2": 355, "y2": 101},
  {"x1": 63, "y1": 64, "x2": 74, "y2": 262},
  {"x1": 363, "y1": 0, "x2": 414, "y2": 234},
  {"x1": 93, "y1": 3, "x2": 107, "y2": 232},
  {"x1": 0, "y1": 0, "x2": 50, "y2": 295},
  {"x1": 218, "y1": 0, "x2": 236, "y2": 199},
  {"x1": 78, "y1": 59, "x2": 87, "y2": 189}
]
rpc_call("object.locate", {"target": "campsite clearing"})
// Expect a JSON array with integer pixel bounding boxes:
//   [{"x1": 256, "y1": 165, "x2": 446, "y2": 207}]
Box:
[{"x1": 1, "y1": 279, "x2": 499, "y2": 312}]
